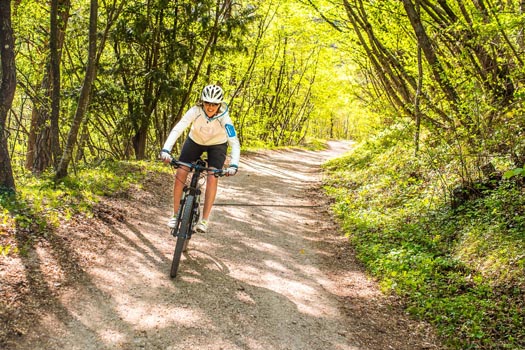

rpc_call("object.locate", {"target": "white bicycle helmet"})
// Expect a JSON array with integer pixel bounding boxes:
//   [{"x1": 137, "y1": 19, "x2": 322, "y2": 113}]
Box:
[{"x1": 201, "y1": 85, "x2": 224, "y2": 104}]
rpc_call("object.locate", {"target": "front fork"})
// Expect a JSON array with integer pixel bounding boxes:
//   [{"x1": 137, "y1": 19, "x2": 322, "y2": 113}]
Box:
[
  {"x1": 171, "y1": 186, "x2": 201, "y2": 238},
  {"x1": 171, "y1": 187, "x2": 187, "y2": 237},
  {"x1": 191, "y1": 190, "x2": 201, "y2": 231}
]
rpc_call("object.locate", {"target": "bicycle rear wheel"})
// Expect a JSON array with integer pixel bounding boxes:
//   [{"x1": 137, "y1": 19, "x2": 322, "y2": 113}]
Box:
[{"x1": 170, "y1": 194, "x2": 195, "y2": 278}]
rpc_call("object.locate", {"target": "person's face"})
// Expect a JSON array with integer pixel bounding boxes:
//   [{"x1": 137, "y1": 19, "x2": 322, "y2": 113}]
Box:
[{"x1": 203, "y1": 101, "x2": 220, "y2": 117}]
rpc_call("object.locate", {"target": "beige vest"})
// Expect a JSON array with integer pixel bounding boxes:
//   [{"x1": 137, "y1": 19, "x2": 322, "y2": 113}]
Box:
[{"x1": 189, "y1": 114, "x2": 228, "y2": 145}]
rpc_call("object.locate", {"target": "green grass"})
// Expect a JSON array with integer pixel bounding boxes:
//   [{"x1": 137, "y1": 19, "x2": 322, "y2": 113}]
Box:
[
  {"x1": 243, "y1": 137, "x2": 329, "y2": 152},
  {"x1": 323, "y1": 128, "x2": 525, "y2": 349},
  {"x1": 0, "y1": 160, "x2": 169, "y2": 256}
]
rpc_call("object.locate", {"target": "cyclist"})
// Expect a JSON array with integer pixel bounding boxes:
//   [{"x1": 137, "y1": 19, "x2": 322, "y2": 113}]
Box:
[{"x1": 160, "y1": 84, "x2": 240, "y2": 233}]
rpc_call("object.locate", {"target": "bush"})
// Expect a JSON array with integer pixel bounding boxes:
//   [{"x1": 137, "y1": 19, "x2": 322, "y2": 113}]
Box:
[{"x1": 323, "y1": 127, "x2": 525, "y2": 349}]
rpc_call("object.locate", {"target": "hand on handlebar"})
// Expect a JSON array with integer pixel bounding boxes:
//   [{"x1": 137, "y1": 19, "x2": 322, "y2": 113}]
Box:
[
  {"x1": 160, "y1": 149, "x2": 172, "y2": 163},
  {"x1": 225, "y1": 166, "x2": 238, "y2": 176}
]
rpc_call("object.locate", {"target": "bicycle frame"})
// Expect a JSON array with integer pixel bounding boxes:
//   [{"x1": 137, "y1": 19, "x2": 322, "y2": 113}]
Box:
[
  {"x1": 169, "y1": 158, "x2": 224, "y2": 278},
  {"x1": 171, "y1": 159, "x2": 204, "y2": 236}
]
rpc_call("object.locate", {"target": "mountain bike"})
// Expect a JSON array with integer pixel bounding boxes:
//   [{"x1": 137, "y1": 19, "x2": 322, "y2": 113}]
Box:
[{"x1": 169, "y1": 158, "x2": 225, "y2": 278}]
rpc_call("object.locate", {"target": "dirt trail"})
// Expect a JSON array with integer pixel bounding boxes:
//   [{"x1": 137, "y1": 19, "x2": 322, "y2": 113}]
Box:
[{"x1": 3, "y1": 141, "x2": 442, "y2": 349}]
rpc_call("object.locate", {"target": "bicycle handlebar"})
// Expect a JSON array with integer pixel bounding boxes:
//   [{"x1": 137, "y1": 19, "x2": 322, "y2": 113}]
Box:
[{"x1": 169, "y1": 158, "x2": 226, "y2": 177}]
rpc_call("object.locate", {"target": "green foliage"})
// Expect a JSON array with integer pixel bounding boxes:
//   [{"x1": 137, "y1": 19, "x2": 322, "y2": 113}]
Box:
[
  {"x1": 217, "y1": 1, "x2": 359, "y2": 148},
  {"x1": 307, "y1": 0, "x2": 525, "y2": 185},
  {"x1": 0, "y1": 190, "x2": 47, "y2": 257},
  {"x1": 503, "y1": 167, "x2": 525, "y2": 179},
  {"x1": 324, "y1": 127, "x2": 525, "y2": 349},
  {"x1": 301, "y1": 138, "x2": 328, "y2": 151},
  {"x1": 7, "y1": 0, "x2": 362, "y2": 179}
]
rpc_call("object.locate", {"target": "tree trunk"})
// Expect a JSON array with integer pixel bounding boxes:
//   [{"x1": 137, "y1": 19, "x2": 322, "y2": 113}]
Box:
[
  {"x1": 0, "y1": 0, "x2": 16, "y2": 192},
  {"x1": 342, "y1": 0, "x2": 449, "y2": 129},
  {"x1": 174, "y1": 0, "x2": 231, "y2": 122},
  {"x1": 55, "y1": 0, "x2": 98, "y2": 180},
  {"x1": 26, "y1": 0, "x2": 70, "y2": 173},
  {"x1": 132, "y1": 125, "x2": 148, "y2": 160},
  {"x1": 132, "y1": 5, "x2": 163, "y2": 160},
  {"x1": 50, "y1": 0, "x2": 69, "y2": 166},
  {"x1": 518, "y1": 0, "x2": 525, "y2": 52},
  {"x1": 401, "y1": 0, "x2": 460, "y2": 109},
  {"x1": 414, "y1": 2, "x2": 423, "y2": 157}
]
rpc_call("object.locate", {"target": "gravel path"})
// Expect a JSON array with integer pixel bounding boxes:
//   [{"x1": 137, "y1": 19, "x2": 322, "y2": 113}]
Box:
[{"x1": 2, "y1": 141, "x2": 443, "y2": 350}]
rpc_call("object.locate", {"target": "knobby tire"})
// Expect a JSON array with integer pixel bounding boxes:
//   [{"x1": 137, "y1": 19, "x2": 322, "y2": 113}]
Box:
[{"x1": 170, "y1": 194, "x2": 195, "y2": 278}]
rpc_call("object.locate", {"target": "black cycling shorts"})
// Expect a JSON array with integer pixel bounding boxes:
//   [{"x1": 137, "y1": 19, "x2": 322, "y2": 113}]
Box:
[{"x1": 179, "y1": 137, "x2": 228, "y2": 169}]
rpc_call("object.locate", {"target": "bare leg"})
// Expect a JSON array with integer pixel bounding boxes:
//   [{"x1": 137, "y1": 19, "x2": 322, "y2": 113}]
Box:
[
  {"x1": 202, "y1": 172, "x2": 218, "y2": 221},
  {"x1": 172, "y1": 167, "x2": 189, "y2": 216}
]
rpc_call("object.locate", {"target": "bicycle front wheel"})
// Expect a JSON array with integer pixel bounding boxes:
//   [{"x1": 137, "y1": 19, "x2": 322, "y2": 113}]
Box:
[{"x1": 170, "y1": 194, "x2": 195, "y2": 278}]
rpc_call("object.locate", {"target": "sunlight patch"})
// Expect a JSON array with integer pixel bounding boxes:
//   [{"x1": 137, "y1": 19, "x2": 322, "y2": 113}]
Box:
[
  {"x1": 232, "y1": 265, "x2": 340, "y2": 318},
  {"x1": 117, "y1": 303, "x2": 205, "y2": 328},
  {"x1": 98, "y1": 328, "x2": 125, "y2": 345}
]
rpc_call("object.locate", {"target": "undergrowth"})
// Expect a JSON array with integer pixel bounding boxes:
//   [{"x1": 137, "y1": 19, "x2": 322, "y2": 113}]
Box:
[
  {"x1": 0, "y1": 160, "x2": 168, "y2": 257},
  {"x1": 323, "y1": 127, "x2": 525, "y2": 349}
]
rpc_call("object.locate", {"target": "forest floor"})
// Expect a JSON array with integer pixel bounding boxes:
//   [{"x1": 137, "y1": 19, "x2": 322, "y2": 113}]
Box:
[{"x1": 1, "y1": 141, "x2": 444, "y2": 350}]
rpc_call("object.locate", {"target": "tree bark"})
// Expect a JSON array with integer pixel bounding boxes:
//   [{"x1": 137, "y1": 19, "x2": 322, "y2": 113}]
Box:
[
  {"x1": 26, "y1": 0, "x2": 70, "y2": 173},
  {"x1": 132, "y1": 4, "x2": 163, "y2": 160},
  {"x1": 414, "y1": 1, "x2": 423, "y2": 157},
  {"x1": 401, "y1": 0, "x2": 459, "y2": 108},
  {"x1": 0, "y1": 0, "x2": 16, "y2": 191},
  {"x1": 55, "y1": 0, "x2": 98, "y2": 180},
  {"x1": 49, "y1": 0, "x2": 68, "y2": 166}
]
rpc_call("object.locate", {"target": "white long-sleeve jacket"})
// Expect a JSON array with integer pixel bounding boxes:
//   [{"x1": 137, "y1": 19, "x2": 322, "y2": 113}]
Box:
[{"x1": 162, "y1": 104, "x2": 241, "y2": 167}]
